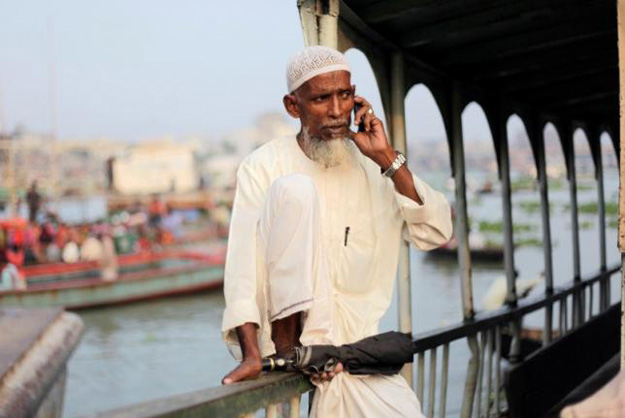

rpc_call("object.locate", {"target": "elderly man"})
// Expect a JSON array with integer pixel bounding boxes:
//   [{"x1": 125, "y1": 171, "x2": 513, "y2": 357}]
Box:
[{"x1": 221, "y1": 46, "x2": 452, "y2": 417}]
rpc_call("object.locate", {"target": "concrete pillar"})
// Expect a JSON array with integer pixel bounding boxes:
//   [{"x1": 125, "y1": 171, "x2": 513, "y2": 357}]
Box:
[
  {"x1": 298, "y1": 0, "x2": 339, "y2": 48},
  {"x1": 0, "y1": 309, "x2": 83, "y2": 418},
  {"x1": 389, "y1": 51, "x2": 413, "y2": 386}
]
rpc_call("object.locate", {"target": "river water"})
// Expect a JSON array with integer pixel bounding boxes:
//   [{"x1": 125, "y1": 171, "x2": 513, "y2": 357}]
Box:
[{"x1": 63, "y1": 173, "x2": 621, "y2": 417}]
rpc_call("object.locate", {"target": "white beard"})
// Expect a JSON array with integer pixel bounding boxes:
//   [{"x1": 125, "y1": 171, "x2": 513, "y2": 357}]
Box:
[{"x1": 300, "y1": 127, "x2": 357, "y2": 168}]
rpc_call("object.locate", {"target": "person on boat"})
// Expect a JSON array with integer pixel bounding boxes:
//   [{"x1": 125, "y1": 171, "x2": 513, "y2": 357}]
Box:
[
  {"x1": 220, "y1": 46, "x2": 452, "y2": 417},
  {"x1": 23, "y1": 222, "x2": 42, "y2": 264},
  {"x1": 26, "y1": 181, "x2": 42, "y2": 224},
  {"x1": 97, "y1": 226, "x2": 118, "y2": 282},
  {"x1": 0, "y1": 263, "x2": 25, "y2": 290},
  {"x1": 148, "y1": 194, "x2": 166, "y2": 229},
  {"x1": 39, "y1": 219, "x2": 59, "y2": 262},
  {"x1": 81, "y1": 230, "x2": 103, "y2": 262},
  {"x1": 62, "y1": 227, "x2": 81, "y2": 264},
  {"x1": 3, "y1": 236, "x2": 26, "y2": 290}
]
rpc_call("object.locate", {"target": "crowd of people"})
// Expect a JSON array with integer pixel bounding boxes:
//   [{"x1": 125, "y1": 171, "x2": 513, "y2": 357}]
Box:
[
  {"x1": 0, "y1": 218, "x2": 121, "y2": 290},
  {"x1": 0, "y1": 192, "x2": 189, "y2": 291}
]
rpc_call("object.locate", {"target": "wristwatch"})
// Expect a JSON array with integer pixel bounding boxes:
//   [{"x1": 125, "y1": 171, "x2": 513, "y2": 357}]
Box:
[{"x1": 381, "y1": 151, "x2": 406, "y2": 177}]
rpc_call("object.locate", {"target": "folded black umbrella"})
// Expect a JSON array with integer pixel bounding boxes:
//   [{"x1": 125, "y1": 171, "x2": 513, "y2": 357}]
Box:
[{"x1": 262, "y1": 331, "x2": 414, "y2": 376}]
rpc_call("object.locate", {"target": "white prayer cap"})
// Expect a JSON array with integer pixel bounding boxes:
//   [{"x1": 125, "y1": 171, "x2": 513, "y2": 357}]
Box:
[{"x1": 286, "y1": 46, "x2": 351, "y2": 93}]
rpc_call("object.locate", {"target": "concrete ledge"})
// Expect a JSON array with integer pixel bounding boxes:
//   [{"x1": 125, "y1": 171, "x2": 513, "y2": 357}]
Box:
[{"x1": 0, "y1": 309, "x2": 84, "y2": 418}]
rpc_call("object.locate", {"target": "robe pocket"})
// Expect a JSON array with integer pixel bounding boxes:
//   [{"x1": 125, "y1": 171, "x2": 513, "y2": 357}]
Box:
[{"x1": 336, "y1": 224, "x2": 379, "y2": 294}]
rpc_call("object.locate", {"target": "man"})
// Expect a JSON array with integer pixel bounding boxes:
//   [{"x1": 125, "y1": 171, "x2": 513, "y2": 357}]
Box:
[
  {"x1": 221, "y1": 46, "x2": 452, "y2": 417},
  {"x1": 26, "y1": 181, "x2": 41, "y2": 224}
]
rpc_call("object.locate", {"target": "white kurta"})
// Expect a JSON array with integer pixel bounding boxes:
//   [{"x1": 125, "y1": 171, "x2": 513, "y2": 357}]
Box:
[{"x1": 222, "y1": 136, "x2": 452, "y2": 417}]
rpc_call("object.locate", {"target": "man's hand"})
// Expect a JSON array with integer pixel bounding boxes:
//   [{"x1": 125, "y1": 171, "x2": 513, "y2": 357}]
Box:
[
  {"x1": 350, "y1": 95, "x2": 423, "y2": 204},
  {"x1": 222, "y1": 357, "x2": 262, "y2": 385},
  {"x1": 349, "y1": 96, "x2": 396, "y2": 171},
  {"x1": 310, "y1": 362, "x2": 344, "y2": 385}
]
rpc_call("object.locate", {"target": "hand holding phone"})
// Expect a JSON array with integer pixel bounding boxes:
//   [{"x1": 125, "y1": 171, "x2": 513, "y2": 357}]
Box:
[{"x1": 353, "y1": 103, "x2": 366, "y2": 133}]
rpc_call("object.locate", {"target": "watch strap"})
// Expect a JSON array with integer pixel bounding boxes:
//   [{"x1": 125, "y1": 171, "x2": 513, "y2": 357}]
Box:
[{"x1": 382, "y1": 151, "x2": 406, "y2": 177}]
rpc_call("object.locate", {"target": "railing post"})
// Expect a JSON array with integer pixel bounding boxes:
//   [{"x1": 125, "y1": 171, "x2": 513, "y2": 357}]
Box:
[
  {"x1": 534, "y1": 120, "x2": 555, "y2": 345},
  {"x1": 564, "y1": 125, "x2": 583, "y2": 327},
  {"x1": 595, "y1": 134, "x2": 609, "y2": 311},
  {"x1": 450, "y1": 83, "x2": 477, "y2": 418},
  {"x1": 451, "y1": 85, "x2": 474, "y2": 323},
  {"x1": 497, "y1": 109, "x2": 521, "y2": 362},
  {"x1": 390, "y1": 51, "x2": 413, "y2": 386}
]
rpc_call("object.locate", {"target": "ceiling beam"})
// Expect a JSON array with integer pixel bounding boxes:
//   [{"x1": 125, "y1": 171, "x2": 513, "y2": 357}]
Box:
[
  {"x1": 397, "y1": 0, "x2": 610, "y2": 49},
  {"x1": 451, "y1": 40, "x2": 616, "y2": 81},
  {"x1": 499, "y1": 65, "x2": 617, "y2": 95},
  {"x1": 430, "y1": 21, "x2": 614, "y2": 67}
]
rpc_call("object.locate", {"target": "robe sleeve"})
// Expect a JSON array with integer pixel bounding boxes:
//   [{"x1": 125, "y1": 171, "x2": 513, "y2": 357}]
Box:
[
  {"x1": 394, "y1": 174, "x2": 453, "y2": 250},
  {"x1": 221, "y1": 160, "x2": 268, "y2": 343}
]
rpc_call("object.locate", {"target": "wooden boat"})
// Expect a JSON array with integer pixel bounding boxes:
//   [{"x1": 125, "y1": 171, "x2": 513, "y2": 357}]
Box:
[
  {"x1": 0, "y1": 250, "x2": 225, "y2": 310},
  {"x1": 426, "y1": 244, "x2": 504, "y2": 262}
]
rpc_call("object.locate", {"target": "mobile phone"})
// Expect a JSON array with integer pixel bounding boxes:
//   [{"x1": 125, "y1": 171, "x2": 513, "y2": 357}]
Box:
[{"x1": 353, "y1": 103, "x2": 366, "y2": 132}]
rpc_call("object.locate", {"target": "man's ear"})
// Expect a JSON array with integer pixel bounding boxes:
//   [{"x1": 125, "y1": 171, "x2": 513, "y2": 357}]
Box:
[{"x1": 283, "y1": 94, "x2": 300, "y2": 118}]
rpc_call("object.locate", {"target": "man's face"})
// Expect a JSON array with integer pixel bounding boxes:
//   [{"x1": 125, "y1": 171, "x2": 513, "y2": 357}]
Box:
[{"x1": 285, "y1": 70, "x2": 355, "y2": 141}]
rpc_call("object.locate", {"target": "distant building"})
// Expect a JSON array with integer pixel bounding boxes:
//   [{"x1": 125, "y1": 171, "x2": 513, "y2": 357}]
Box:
[{"x1": 112, "y1": 140, "x2": 199, "y2": 195}]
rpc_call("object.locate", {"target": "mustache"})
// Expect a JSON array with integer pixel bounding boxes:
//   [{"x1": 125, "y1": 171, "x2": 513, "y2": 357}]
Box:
[{"x1": 320, "y1": 120, "x2": 350, "y2": 129}]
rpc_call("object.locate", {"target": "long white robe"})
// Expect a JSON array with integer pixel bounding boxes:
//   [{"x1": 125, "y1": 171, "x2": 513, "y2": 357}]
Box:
[{"x1": 222, "y1": 136, "x2": 452, "y2": 417}]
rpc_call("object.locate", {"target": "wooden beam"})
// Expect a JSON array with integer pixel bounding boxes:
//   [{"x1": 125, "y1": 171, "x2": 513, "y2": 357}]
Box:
[
  {"x1": 546, "y1": 91, "x2": 618, "y2": 111},
  {"x1": 435, "y1": 22, "x2": 615, "y2": 69},
  {"x1": 517, "y1": 72, "x2": 616, "y2": 104},
  {"x1": 499, "y1": 65, "x2": 618, "y2": 95},
  {"x1": 398, "y1": 0, "x2": 611, "y2": 49},
  {"x1": 457, "y1": 42, "x2": 616, "y2": 83},
  {"x1": 355, "y1": 0, "x2": 529, "y2": 27},
  {"x1": 441, "y1": 32, "x2": 616, "y2": 75}
]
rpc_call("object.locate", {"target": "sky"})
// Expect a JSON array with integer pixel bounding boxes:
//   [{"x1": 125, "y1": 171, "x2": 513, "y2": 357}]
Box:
[{"x1": 0, "y1": 0, "x2": 601, "y2": 157}]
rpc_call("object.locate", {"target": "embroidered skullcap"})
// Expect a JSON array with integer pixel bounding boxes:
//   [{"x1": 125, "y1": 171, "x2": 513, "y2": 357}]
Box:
[{"x1": 286, "y1": 46, "x2": 350, "y2": 93}]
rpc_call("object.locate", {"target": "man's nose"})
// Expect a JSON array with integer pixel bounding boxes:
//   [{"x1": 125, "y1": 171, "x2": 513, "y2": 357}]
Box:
[{"x1": 328, "y1": 96, "x2": 341, "y2": 118}]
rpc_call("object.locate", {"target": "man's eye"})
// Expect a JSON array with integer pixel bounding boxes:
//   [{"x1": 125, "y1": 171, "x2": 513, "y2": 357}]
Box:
[{"x1": 341, "y1": 91, "x2": 352, "y2": 99}]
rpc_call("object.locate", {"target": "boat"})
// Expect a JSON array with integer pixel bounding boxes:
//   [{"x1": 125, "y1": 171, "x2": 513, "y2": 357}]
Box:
[
  {"x1": 425, "y1": 234, "x2": 505, "y2": 263},
  {"x1": 426, "y1": 245, "x2": 504, "y2": 262},
  {"x1": 0, "y1": 250, "x2": 225, "y2": 310}
]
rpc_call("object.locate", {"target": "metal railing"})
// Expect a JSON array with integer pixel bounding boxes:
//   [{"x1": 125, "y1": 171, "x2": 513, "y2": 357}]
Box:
[
  {"x1": 84, "y1": 372, "x2": 312, "y2": 418},
  {"x1": 409, "y1": 265, "x2": 619, "y2": 417},
  {"x1": 87, "y1": 265, "x2": 618, "y2": 418}
]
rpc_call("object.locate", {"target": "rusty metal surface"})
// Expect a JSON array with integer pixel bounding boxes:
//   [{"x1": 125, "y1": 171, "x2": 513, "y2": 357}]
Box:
[{"x1": 0, "y1": 308, "x2": 62, "y2": 382}]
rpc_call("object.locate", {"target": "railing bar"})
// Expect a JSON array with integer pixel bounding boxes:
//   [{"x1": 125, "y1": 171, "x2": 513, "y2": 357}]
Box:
[
  {"x1": 604, "y1": 272, "x2": 609, "y2": 312},
  {"x1": 428, "y1": 347, "x2": 437, "y2": 418},
  {"x1": 544, "y1": 300, "x2": 553, "y2": 346},
  {"x1": 495, "y1": 326, "x2": 502, "y2": 417},
  {"x1": 289, "y1": 395, "x2": 300, "y2": 418},
  {"x1": 463, "y1": 335, "x2": 480, "y2": 417},
  {"x1": 474, "y1": 331, "x2": 486, "y2": 418},
  {"x1": 579, "y1": 286, "x2": 584, "y2": 325},
  {"x1": 559, "y1": 297, "x2": 564, "y2": 336},
  {"x1": 599, "y1": 274, "x2": 612, "y2": 312},
  {"x1": 589, "y1": 283, "x2": 594, "y2": 319},
  {"x1": 418, "y1": 352, "x2": 425, "y2": 403},
  {"x1": 439, "y1": 343, "x2": 449, "y2": 418},
  {"x1": 266, "y1": 403, "x2": 277, "y2": 418},
  {"x1": 410, "y1": 266, "x2": 619, "y2": 352},
  {"x1": 485, "y1": 328, "x2": 494, "y2": 417},
  {"x1": 564, "y1": 296, "x2": 569, "y2": 333}
]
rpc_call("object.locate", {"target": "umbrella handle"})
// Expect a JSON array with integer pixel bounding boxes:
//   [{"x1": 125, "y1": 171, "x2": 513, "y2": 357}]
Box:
[{"x1": 261, "y1": 357, "x2": 291, "y2": 372}]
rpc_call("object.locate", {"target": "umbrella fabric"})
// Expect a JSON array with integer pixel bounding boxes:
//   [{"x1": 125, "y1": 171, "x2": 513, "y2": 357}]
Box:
[{"x1": 294, "y1": 331, "x2": 414, "y2": 376}]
